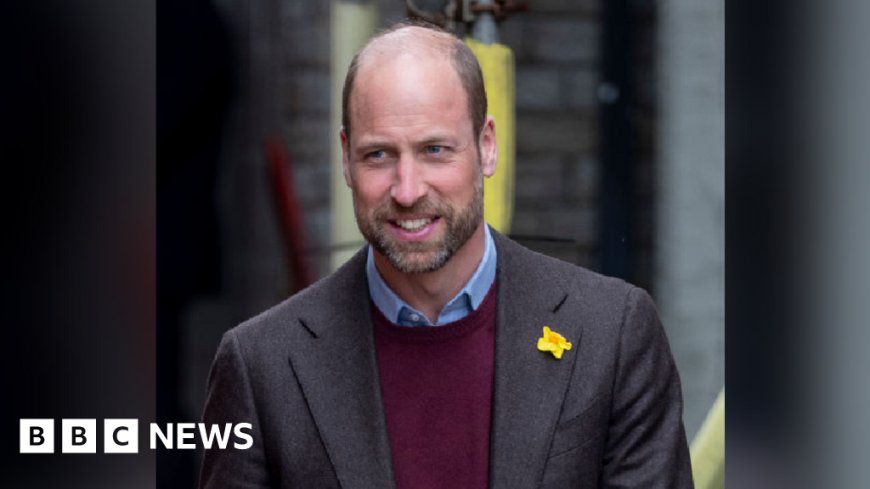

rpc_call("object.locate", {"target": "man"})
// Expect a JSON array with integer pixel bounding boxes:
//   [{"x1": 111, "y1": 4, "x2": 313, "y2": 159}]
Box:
[{"x1": 200, "y1": 21, "x2": 693, "y2": 489}]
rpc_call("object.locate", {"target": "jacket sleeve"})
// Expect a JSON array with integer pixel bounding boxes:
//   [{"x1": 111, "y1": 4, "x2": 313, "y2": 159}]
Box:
[
  {"x1": 600, "y1": 287, "x2": 694, "y2": 488},
  {"x1": 199, "y1": 330, "x2": 272, "y2": 489}
]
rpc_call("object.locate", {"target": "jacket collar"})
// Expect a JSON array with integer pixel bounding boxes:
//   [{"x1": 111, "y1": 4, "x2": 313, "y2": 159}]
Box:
[{"x1": 287, "y1": 249, "x2": 396, "y2": 489}]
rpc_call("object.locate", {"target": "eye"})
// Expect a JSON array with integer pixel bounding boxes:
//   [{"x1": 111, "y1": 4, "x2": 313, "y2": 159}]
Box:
[
  {"x1": 425, "y1": 145, "x2": 443, "y2": 155},
  {"x1": 366, "y1": 149, "x2": 386, "y2": 160}
]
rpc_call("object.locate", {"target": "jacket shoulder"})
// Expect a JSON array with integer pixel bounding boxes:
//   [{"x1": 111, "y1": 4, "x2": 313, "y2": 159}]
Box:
[
  {"x1": 496, "y1": 233, "x2": 638, "y2": 301},
  {"x1": 226, "y1": 247, "x2": 368, "y2": 350}
]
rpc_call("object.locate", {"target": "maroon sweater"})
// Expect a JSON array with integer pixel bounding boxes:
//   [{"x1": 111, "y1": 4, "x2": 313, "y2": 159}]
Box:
[{"x1": 372, "y1": 282, "x2": 497, "y2": 489}]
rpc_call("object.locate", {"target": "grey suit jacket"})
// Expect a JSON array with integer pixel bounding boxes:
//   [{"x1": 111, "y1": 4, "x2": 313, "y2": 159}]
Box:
[{"x1": 200, "y1": 232, "x2": 693, "y2": 488}]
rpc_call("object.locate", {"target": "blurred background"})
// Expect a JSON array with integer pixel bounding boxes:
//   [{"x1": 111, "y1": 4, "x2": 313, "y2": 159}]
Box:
[{"x1": 158, "y1": 0, "x2": 723, "y2": 487}]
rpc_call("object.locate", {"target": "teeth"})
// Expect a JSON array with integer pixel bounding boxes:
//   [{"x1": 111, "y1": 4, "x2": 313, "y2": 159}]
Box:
[{"x1": 396, "y1": 218, "x2": 432, "y2": 231}]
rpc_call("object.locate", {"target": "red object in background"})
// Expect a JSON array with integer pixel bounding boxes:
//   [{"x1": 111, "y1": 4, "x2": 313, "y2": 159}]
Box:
[{"x1": 265, "y1": 137, "x2": 314, "y2": 292}]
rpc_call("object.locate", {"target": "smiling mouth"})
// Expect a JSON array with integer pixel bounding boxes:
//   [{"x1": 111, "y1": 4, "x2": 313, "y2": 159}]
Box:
[{"x1": 392, "y1": 217, "x2": 438, "y2": 232}]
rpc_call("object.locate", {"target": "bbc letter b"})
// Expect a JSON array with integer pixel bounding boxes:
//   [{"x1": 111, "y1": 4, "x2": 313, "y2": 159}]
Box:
[
  {"x1": 20, "y1": 419, "x2": 54, "y2": 453},
  {"x1": 62, "y1": 419, "x2": 96, "y2": 453}
]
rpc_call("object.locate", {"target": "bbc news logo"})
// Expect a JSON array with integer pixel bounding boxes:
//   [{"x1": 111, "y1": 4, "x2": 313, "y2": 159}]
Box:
[{"x1": 20, "y1": 419, "x2": 253, "y2": 454}]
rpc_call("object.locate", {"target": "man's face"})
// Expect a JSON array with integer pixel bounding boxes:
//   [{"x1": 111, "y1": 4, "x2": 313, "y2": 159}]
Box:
[{"x1": 341, "y1": 53, "x2": 496, "y2": 274}]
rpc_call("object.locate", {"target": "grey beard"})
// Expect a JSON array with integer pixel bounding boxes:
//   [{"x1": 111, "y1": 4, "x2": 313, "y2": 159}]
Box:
[{"x1": 355, "y1": 175, "x2": 484, "y2": 274}]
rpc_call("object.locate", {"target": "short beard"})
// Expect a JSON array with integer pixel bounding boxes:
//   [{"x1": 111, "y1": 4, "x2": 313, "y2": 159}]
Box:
[{"x1": 355, "y1": 173, "x2": 484, "y2": 274}]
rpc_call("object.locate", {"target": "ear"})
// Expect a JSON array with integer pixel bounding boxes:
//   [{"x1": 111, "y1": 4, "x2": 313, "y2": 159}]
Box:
[
  {"x1": 479, "y1": 116, "x2": 497, "y2": 177},
  {"x1": 340, "y1": 127, "x2": 352, "y2": 187}
]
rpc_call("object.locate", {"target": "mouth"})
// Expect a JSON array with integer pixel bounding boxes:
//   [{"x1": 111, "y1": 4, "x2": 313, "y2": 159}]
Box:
[
  {"x1": 394, "y1": 217, "x2": 434, "y2": 232},
  {"x1": 388, "y1": 216, "x2": 441, "y2": 239}
]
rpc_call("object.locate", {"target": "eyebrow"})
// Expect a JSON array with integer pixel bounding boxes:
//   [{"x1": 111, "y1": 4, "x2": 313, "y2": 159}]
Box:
[
  {"x1": 419, "y1": 135, "x2": 457, "y2": 146},
  {"x1": 354, "y1": 134, "x2": 459, "y2": 152},
  {"x1": 354, "y1": 139, "x2": 392, "y2": 152}
]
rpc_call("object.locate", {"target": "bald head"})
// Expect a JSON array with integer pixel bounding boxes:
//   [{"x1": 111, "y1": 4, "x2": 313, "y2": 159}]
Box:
[{"x1": 341, "y1": 22, "x2": 487, "y2": 141}]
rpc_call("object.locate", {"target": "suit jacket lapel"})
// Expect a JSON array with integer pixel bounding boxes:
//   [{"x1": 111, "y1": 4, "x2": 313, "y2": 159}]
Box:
[
  {"x1": 287, "y1": 249, "x2": 396, "y2": 489},
  {"x1": 490, "y1": 233, "x2": 585, "y2": 489}
]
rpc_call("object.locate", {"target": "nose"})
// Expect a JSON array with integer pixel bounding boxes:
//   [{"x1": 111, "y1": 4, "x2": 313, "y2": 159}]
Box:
[{"x1": 390, "y1": 155, "x2": 426, "y2": 207}]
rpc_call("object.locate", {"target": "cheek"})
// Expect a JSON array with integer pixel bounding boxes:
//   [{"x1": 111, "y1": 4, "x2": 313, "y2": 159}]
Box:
[
  {"x1": 350, "y1": 171, "x2": 392, "y2": 207},
  {"x1": 432, "y1": 166, "x2": 478, "y2": 201}
]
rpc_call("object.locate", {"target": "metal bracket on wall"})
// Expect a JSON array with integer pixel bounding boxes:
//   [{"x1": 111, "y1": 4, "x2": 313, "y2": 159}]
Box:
[
  {"x1": 406, "y1": 0, "x2": 457, "y2": 30},
  {"x1": 405, "y1": 0, "x2": 527, "y2": 31}
]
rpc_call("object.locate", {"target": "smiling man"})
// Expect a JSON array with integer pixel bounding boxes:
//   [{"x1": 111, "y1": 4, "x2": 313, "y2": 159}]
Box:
[
  {"x1": 200, "y1": 21, "x2": 693, "y2": 489},
  {"x1": 341, "y1": 25, "x2": 496, "y2": 326}
]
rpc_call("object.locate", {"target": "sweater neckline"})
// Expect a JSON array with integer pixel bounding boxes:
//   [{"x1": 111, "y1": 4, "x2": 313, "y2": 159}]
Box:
[{"x1": 371, "y1": 280, "x2": 497, "y2": 344}]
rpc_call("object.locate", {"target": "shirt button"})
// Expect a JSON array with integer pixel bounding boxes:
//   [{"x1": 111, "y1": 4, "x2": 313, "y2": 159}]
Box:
[{"x1": 409, "y1": 313, "x2": 421, "y2": 322}]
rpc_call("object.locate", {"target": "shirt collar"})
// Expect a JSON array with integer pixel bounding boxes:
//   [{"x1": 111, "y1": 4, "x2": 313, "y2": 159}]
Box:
[{"x1": 366, "y1": 224, "x2": 498, "y2": 326}]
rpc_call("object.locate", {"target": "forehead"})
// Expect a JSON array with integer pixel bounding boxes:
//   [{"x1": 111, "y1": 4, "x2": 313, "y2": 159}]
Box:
[
  {"x1": 349, "y1": 52, "x2": 470, "y2": 138},
  {"x1": 362, "y1": 26, "x2": 454, "y2": 64}
]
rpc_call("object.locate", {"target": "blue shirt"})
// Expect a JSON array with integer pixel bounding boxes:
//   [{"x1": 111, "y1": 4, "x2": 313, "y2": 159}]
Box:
[{"x1": 366, "y1": 225, "x2": 498, "y2": 327}]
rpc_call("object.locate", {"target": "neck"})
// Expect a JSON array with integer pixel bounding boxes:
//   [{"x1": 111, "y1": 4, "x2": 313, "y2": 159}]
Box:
[{"x1": 373, "y1": 223, "x2": 487, "y2": 324}]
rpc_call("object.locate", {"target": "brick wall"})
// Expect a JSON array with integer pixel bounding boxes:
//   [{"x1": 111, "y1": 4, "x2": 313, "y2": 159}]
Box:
[{"x1": 499, "y1": 1, "x2": 603, "y2": 268}]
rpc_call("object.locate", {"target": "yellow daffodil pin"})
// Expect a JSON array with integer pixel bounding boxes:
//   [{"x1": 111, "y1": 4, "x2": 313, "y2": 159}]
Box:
[{"x1": 537, "y1": 326, "x2": 572, "y2": 359}]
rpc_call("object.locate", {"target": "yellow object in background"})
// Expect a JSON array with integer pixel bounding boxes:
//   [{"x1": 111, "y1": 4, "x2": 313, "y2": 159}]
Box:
[
  {"x1": 465, "y1": 38, "x2": 515, "y2": 234},
  {"x1": 691, "y1": 388, "x2": 725, "y2": 489},
  {"x1": 329, "y1": 1, "x2": 379, "y2": 271}
]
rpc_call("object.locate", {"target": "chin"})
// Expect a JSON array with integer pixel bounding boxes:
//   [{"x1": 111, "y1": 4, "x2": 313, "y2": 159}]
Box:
[{"x1": 384, "y1": 248, "x2": 452, "y2": 274}]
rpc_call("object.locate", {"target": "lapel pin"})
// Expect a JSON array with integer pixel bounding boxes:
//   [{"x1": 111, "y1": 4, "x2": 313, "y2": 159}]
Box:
[{"x1": 537, "y1": 326, "x2": 572, "y2": 359}]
